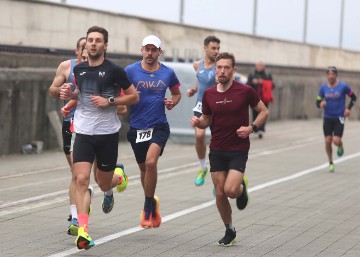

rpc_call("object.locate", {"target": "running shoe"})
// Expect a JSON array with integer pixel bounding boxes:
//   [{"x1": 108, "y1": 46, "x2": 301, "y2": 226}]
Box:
[
  {"x1": 115, "y1": 164, "x2": 128, "y2": 192},
  {"x1": 329, "y1": 163, "x2": 335, "y2": 172},
  {"x1": 151, "y1": 196, "x2": 162, "y2": 228},
  {"x1": 337, "y1": 144, "x2": 344, "y2": 157},
  {"x1": 140, "y1": 210, "x2": 153, "y2": 228},
  {"x1": 195, "y1": 167, "x2": 208, "y2": 186},
  {"x1": 67, "y1": 218, "x2": 79, "y2": 236},
  {"x1": 102, "y1": 193, "x2": 114, "y2": 214},
  {"x1": 236, "y1": 175, "x2": 248, "y2": 210},
  {"x1": 218, "y1": 228, "x2": 237, "y2": 246},
  {"x1": 75, "y1": 225, "x2": 95, "y2": 250}
]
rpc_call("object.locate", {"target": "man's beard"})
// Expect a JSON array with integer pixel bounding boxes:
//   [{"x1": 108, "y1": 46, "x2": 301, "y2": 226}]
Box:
[{"x1": 89, "y1": 50, "x2": 103, "y2": 60}]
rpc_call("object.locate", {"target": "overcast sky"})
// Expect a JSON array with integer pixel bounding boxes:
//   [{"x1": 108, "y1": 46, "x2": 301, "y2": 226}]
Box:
[{"x1": 45, "y1": 0, "x2": 360, "y2": 52}]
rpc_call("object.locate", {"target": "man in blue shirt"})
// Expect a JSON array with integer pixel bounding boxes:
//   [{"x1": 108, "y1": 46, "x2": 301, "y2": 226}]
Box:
[
  {"x1": 126, "y1": 35, "x2": 181, "y2": 228},
  {"x1": 316, "y1": 66, "x2": 357, "y2": 172}
]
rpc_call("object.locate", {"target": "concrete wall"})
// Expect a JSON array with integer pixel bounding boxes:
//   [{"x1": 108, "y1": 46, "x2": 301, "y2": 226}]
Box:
[
  {"x1": 1, "y1": 0, "x2": 360, "y2": 155},
  {"x1": 2, "y1": 0, "x2": 360, "y2": 71}
]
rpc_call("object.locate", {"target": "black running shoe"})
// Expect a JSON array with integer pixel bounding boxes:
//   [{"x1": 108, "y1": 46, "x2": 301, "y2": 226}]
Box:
[
  {"x1": 236, "y1": 175, "x2": 248, "y2": 210},
  {"x1": 218, "y1": 228, "x2": 237, "y2": 246}
]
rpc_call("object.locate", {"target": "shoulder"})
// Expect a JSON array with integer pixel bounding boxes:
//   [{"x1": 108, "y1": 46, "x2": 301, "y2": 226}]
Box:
[
  {"x1": 58, "y1": 59, "x2": 72, "y2": 72},
  {"x1": 193, "y1": 60, "x2": 201, "y2": 71},
  {"x1": 160, "y1": 62, "x2": 176, "y2": 73},
  {"x1": 125, "y1": 61, "x2": 140, "y2": 72}
]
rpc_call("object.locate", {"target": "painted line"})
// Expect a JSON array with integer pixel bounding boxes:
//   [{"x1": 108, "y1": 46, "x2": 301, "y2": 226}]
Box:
[{"x1": 48, "y1": 151, "x2": 360, "y2": 257}]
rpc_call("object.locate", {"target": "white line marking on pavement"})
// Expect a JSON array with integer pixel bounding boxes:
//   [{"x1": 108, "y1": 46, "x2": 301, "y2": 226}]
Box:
[{"x1": 49, "y1": 152, "x2": 360, "y2": 257}]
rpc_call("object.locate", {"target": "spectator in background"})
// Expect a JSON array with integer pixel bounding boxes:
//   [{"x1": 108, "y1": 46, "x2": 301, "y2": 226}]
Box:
[{"x1": 246, "y1": 60, "x2": 275, "y2": 139}]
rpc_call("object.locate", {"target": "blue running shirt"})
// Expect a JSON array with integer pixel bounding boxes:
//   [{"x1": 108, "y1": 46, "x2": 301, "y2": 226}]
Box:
[
  {"x1": 64, "y1": 59, "x2": 77, "y2": 121},
  {"x1": 125, "y1": 62, "x2": 180, "y2": 129},
  {"x1": 318, "y1": 81, "x2": 352, "y2": 118}
]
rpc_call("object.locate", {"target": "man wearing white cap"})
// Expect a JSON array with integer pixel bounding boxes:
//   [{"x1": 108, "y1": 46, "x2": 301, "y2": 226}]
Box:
[{"x1": 125, "y1": 35, "x2": 182, "y2": 228}]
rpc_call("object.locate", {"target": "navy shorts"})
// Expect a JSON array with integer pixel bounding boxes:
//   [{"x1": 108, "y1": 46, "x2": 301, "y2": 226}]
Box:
[
  {"x1": 209, "y1": 149, "x2": 248, "y2": 173},
  {"x1": 323, "y1": 118, "x2": 344, "y2": 137},
  {"x1": 62, "y1": 120, "x2": 72, "y2": 155},
  {"x1": 127, "y1": 123, "x2": 170, "y2": 164},
  {"x1": 72, "y1": 132, "x2": 119, "y2": 172}
]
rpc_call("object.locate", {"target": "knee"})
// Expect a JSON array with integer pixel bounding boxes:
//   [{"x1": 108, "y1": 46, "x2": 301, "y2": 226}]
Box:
[
  {"x1": 145, "y1": 159, "x2": 157, "y2": 171},
  {"x1": 75, "y1": 173, "x2": 89, "y2": 188},
  {"x1": 333, "y1": 138, "x2": 341, "y2": 146},
  {"x1": 224, "y1": 188, "x2": 238, "y2": 199},
  {"x1": 325, "y1": 137, "x2": 332, "y2": 145}
]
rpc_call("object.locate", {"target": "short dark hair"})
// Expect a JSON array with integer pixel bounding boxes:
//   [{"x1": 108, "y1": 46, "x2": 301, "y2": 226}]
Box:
[
  {"x1": 86, "y1": 26, "x2": 108, "y2": 44},
  {"x1": 216, "y1": 52, "x2": 235, "y2": 67},
  {"x1": 204, "y1": 36, "x2": 220, "y2": 46},
  {"x1": 76, "y1": 37, "x2": 86, "y2": 49}
]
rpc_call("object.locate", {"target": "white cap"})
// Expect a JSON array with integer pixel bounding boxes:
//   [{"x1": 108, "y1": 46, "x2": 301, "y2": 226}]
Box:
[{"x1": 142, "y1": 35, "x2": 161, "y2": 48}]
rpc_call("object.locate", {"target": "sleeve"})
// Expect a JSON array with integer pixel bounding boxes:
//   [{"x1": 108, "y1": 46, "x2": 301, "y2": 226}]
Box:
[
  {"x1": 202, "y1": 90, "x2": 211, "y2": 116},
  {"x1": 248, "y1": 86, "x2": 260, "y2": 108},
  {"x1": 116, "y1": 67, "x2": 132, "y2": 90},
  {"x1": 169, "y1": 70, "x2": 181, "y2": 90}
]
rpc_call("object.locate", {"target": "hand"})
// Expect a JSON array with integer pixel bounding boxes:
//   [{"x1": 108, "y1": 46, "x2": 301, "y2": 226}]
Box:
[
  {"x1": 186, "y1": 88, "x2": 196, "y2": 97},
  {"x1": 344, "y1": 108, "x2": 350, "y2": 117},
  {"x1": 190, "y1": 116, "x2": 200, "y2": 127},
  {"x1": 90, "y1": 95, "x2": 108, "y2": 108},
  {"x1": 61, "y1": 106, "x2": 70, "y2": 118},
  {"x1": 59, "y1": 83, "x2": 73, "y2": 100},
  {"x1": 320, "y1": 100, "x2": 327, "y2": 108},
  {"x1": 164, "y1": 98, "x2": 175, "y2": 110},
  {"x1": 236, "y1": 126, "x2": 252, "y2": 138}
]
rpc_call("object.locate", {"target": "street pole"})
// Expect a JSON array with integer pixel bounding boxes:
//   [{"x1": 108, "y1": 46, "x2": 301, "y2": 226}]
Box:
[
  {"x1": 179, "y1": 0, "x2": 184, "y2": 24},
  {"x1": 339, "y1": 0, "x2": 345, "y2": 49},
  {"x1": 253, "y1": 0, "x2": 258, "y2": 35},
  {"x1": 303, "y1": 0, "x2": 308, "y2": 43}
]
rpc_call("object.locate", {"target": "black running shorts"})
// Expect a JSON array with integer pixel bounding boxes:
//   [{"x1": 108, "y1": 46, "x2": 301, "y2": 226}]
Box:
[
  {"x1": 72, "y1": 132, "x2": 119, "y2": 172},
  {"x1": 323, "y1": 118, "x2": 344, "y2": 137},
  {"x1": 209, "y1": 150, "x2": 248, "y2": 173},
  {"x1": 127, "y1": 123, "x2": 170, "y2": 164}
]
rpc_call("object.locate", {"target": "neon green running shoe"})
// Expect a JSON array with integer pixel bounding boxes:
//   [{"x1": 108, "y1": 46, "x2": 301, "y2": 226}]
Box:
[
  {"x1": 75, "y1": 226, "x2": 95, "y2": 250},
  {"x1": 337, "y1": 145, "x2": 344, "y2": 157},
  {"x1": 67, "y1": 218, "x2": 78, "y2": 236},
  {"x1": 115, "y1": 164, "x2": 128, "y2": 192},
  {"x1": 329, "y1": 163, "x2": 335, "y2": 172},
  {"x1": 195, "y1": 167, "x2": 208, "y2": 186}
]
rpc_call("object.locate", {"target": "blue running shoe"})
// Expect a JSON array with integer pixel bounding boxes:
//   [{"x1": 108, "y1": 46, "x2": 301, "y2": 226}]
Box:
[
  {"x1": 195, "y1": 168, "x2": 208, "y2": 186},
  {"x1": 102, "y1": 193, "x2": 114, "y2": 214},
  {"x1": 337, "y1": 144, "x2": 344, "y2": 157}
]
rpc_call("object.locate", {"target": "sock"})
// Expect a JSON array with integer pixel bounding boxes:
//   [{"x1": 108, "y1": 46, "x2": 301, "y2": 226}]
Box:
[
  {"x1": 144, "y1": 196, "x2": 154, "y2": 220},
  {"x1": 104, "y1": 189, "x2": 113, "y2": 196},
  {"x1": 225, "y1": 224, "x2": 235, "y2": 232},
  {"x1": 78, "y1": 214, "x2": 89, "y2": 232},
  {"x1": 70, "y1": 205, "x2": 78, "y2": 219},
  {"x1": 330, "y1": 161, "x2": 334, "y2": 165},
  {"x1": 151, "y1": 198, "x2": 157, "y2": 218},
  {"x1": 199, "y1": 159, "x2": 207, "y2": 170}
]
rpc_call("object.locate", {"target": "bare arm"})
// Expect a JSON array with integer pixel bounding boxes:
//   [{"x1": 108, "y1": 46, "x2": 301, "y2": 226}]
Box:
[
  {"x1": 237, "y1": 100, "x2": 269, "y2": 138},
  {"x1": 164, "y1": 87, "x2": 181, "y2": 110},
  {"x1": 190, "y1": 113, "x2": 212, "y2": 129},
  {"x1": 186, "y1": 61, "x2": 200, "y2": 97},
  {"x1": 48, "y1": 60, "x2": 70, "y2": 98},
  {"x1": 90, "y1": 85, "x2": 139, "y2": 108}
]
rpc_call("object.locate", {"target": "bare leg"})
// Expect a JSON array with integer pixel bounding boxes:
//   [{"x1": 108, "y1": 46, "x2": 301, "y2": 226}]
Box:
[{"x1": 325, "y1": 136, "x2": 333, "y2": 163}]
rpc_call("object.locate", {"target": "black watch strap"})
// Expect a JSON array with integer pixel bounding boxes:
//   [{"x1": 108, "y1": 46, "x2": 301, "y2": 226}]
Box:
[{"x1": 251, "y1": 123, "x2": 258, "y2": 133}]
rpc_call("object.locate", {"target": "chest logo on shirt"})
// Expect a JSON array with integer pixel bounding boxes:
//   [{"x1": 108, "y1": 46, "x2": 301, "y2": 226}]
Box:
[
  {"x1": 135, "y1": 80, "x2": 167, "y2": 90},
  {"x1": 80, "y1": 72, "x2": 86, "y2": 76},
  {"x1": 216, "y1": 97, "x2": 232, "y2": 105},
  {"x1": 99, "y1": 71, "x2": 105, "y2": 77},
  {"x1": 199, "y1": 70, "x2": 204, "y2": 74}
]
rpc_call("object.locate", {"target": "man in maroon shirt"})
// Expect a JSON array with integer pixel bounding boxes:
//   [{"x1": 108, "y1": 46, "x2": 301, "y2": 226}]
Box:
[{"x1": 191, "y1": 52, "x2": 268, "y2": 246}]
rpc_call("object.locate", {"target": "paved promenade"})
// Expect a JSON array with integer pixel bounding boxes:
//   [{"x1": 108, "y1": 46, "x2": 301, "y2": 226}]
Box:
[{"x1": 1, "y1": 119, "x2": 360, "y2": 257}]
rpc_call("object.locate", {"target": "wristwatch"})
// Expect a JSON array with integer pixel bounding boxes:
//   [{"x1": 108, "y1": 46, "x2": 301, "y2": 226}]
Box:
[
  {"x1": 108, "y1": 96, "x2": 115, "y2": 105},
  {"x1": 251, "y1": 123, "x2": 258, "y2": 133}
]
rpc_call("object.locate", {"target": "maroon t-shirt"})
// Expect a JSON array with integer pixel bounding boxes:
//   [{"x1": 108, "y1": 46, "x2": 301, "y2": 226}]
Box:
[{"x1": 202, "y1": 80, "x2": 259, "y2": 151}]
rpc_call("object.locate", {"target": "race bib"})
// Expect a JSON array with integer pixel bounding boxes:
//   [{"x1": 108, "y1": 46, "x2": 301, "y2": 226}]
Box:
[
  {"x1": 136, "y1": 128, "x2": 154, "y2": 143},
  {"x1": 339, "y1": 117, "x2": 345, "y2": 124},
  {"x1": 192, "y1": 101, "x2": 202, "y2": 113}
]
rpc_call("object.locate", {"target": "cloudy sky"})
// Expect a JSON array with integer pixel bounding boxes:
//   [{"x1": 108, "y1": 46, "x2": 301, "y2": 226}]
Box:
[{"x1": 44, "y1": 0, "x2": 360, "y2": 52}]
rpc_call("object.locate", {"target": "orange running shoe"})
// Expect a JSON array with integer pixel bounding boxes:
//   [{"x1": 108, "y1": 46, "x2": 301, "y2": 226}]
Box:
[
  {"x1": 140, "y1": 210, "x2": 153, "y2": 228},
  {"x1": 152, "y1": 196, "x2": 162, "y2": 228}
]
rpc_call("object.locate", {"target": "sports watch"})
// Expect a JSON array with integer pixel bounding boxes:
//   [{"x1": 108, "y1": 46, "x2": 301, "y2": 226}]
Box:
[
  {"x1": 251, "y1": 123, "x2": 258, "y2": 133},
  {"x1": 108, "y1": 96, "x2": 115, "y2": 105}
]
